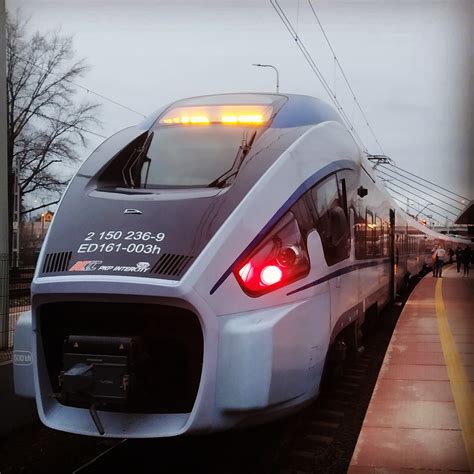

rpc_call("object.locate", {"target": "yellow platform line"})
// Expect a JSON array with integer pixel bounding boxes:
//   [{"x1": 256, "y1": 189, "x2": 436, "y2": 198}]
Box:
[{"x1": 435, "y1": 273, "x2": 474, "y2": 470}]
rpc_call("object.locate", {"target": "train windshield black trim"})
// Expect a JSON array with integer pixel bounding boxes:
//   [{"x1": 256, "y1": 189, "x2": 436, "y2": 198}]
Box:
[{"x1": 135, "y1": 125, "x2": 261, "y2": 189}]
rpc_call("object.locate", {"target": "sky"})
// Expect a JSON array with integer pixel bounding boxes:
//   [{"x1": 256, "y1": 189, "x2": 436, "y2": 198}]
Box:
[{"x1": 9, "y1": 0, "x2": 474, "y2": 222}]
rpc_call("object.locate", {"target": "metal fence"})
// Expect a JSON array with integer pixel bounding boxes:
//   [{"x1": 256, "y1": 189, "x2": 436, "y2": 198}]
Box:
[{"x1": 0, "y1": 269, "x2": 33, "y2": 362}]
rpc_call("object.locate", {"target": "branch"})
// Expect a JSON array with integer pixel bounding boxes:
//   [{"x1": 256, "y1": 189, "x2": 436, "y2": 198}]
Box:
[
  {"x1": 6, "y1": 10, "x2": 103, "y2": 211},
  {"x1": 21, "y1": 199, "x2": 60, "y2": 215}
]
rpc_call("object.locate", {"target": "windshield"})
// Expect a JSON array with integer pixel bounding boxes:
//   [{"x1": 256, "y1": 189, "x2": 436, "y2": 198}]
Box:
[{"x1": 139, "y1": 125, "x2": 259, "y2": 188}]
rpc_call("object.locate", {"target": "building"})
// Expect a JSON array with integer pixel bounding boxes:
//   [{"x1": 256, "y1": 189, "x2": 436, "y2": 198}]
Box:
[{"x1": 19, "y1": 211, "x2": 54, "y2": 267}]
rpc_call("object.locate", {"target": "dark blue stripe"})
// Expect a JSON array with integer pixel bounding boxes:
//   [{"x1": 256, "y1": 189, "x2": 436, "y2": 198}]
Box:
[
  {"x1": 209, "y1": 160, "x2": 357, "y2": 295},
  {"x1": 287, "y1": 258, "x2": 391, "y2": 296}
]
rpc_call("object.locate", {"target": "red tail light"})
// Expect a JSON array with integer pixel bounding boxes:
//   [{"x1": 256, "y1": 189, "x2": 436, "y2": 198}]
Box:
[{"x1": 234, "y1": 212, "x2": 310, "y2": 296}]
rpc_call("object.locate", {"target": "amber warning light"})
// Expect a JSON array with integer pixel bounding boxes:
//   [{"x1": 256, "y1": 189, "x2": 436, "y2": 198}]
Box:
[{"x1": 159, "y1": 105, "x2": 272, "y2": 126}]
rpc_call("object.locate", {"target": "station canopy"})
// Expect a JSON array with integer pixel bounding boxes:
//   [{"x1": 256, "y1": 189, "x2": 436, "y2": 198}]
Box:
[{"x1": 454, "y1": 200, "x2": 474, "y2": 225}]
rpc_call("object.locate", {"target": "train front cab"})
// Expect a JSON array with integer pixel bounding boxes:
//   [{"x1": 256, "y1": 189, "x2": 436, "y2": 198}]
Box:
[{"x1": 12, "y1": 93, "x2": 424, "y2": 438}]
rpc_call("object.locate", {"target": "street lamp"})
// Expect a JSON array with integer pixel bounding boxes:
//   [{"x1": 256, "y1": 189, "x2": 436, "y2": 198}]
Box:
[{"x1": 252, "y1": 63, "x2": 280, "y2": 93}]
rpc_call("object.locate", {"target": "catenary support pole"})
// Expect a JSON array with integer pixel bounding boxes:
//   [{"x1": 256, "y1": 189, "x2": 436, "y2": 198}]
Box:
[{"x1": 0, "y1": 0, "x2": 10, "y2": 350}]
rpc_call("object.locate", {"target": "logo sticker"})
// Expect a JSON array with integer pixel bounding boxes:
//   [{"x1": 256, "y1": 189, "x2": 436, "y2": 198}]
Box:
[
  {"x1": 123, "y1": 209, "x2": 143, "y2": 214},
  {"x1": 68, "y1": 261, "x2": 151, "y2": 273},
  {"x1": 69, "y1": 260, "x2": 103, "y2": 272}
]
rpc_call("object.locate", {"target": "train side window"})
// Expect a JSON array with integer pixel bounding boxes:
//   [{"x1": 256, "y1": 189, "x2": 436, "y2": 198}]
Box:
[
  {"x1": 354, "y1": 218, "x2": 365, "y2": 259},
  {"x1": 395, "y1": 234, "x2": 400, "y2": 264},
  {"x1": 310, "y1": 174, "x2": 350, "y2": 265},
  {"x1": 376, "y1": 216, "x2": 383, "y2": 257},
  {"x1": 366, "y1": 210, "x2": 375, "y2": 257},
  {"x1": 382, "y1": 220, "x2": 390, "y2": 257}
]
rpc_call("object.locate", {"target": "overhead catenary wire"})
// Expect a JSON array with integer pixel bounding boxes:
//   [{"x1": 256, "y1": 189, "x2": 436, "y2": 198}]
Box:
[
  {"x1": 306, "y1": 0, "x2": 385, "y2": 156},
  {"x1": 378, "y1": 165, "x2": 466, "y2": 208},
  {"x1": 384, "y1": 185, "x2": 453, "y2": 221},
  {"x1": 383, "y1": 162, "x2": 470, "y2": 202},
  {"x1": 11, "y1": 53, "x2": 147, "y2": 118},
  {"x1": 390, "y1": 196, "x2": 422, "y2": 215},
  {"x1": 32, "y1": 110, "x2": 108, "y2": 139},
  {"x1": 391, "y1": 196, "x2": 440, "y2": 223},
  {"x1": 270, "y1": 0, "x2": 368, "y2": 153},
  {"x1": 376, "y1": 168, "x2": 464, "y2": 212},
  {"x1": 271, "y1": 0, "x2": 367, "y2": 150},
  {"x1": 381, "y1": 179, "x2": 459, "y2": 217},
  {"x1": 379, "y1": 179, "x2": 450, "y2": 219},
  {"x1": 271, "y1": 1, "x2": 469, "y2": 219}
]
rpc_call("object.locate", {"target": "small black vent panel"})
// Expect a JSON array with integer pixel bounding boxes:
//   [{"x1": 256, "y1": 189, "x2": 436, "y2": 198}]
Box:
[
  {"x1": 42, "y1": 252, "x2": 72, "y2": 274},
  {"x1": 151, "y1": 254, "x2": 193, "y2": 277}
]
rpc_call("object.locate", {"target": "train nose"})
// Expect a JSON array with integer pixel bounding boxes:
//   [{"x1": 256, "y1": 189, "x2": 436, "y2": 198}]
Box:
[{"x1": 39, "y1": 301, "x2": 204, "y2": 418}]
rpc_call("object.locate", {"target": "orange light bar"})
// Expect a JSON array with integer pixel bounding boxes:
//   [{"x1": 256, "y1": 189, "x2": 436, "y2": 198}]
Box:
[
  {"x1": 162, "y1": 117, "x2": 181, "y2": 124},
  {"x1": 221, "y1": 115, "x2": 238, "y2": 123},
  {"x1": 163, "y1": 116, "x2": 210, "y2": 125},
  {"x1": 159, "y1": 105, "x2": 272, "y2": 126},
  {"x1": 191, "y1": 116, "x2": 209, "y2": 124},
  {"x1": 222, "y1": 114, "x2": 264, "y2": 124}
]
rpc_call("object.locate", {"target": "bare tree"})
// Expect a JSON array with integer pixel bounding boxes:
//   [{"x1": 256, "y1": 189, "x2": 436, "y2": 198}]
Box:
[
  {"x1": 6, "y1": 14, "x2": 100, "y2": 209},
  {"x1": 6, "y1": 11, "x2": 101, "y2": 263}
]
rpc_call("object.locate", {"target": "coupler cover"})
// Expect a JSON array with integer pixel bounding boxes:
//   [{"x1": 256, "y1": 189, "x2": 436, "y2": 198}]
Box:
[{"x1": 60, "y1": 335, "x2": 142, "y2": 404}]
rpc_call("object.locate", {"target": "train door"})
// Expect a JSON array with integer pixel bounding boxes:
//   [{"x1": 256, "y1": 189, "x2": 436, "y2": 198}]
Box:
[{"x1": 326, "y1": 171, "x2": 358, "y2": 332}]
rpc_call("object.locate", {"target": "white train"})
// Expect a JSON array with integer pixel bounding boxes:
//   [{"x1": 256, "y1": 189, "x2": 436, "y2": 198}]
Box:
[{"x1": 13, "y1": 93, "x2": 470, "y2": 437}]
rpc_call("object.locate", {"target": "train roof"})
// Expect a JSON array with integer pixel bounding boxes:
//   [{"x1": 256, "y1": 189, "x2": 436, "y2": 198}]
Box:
[{"x1": 138, "y1": 93, "x2": 343, "y2": 130}]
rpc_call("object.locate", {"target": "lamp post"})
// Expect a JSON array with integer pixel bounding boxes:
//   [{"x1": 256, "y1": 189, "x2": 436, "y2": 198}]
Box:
[{"x1": 252, "y1": 63, "x2": 280, "y2": 93}]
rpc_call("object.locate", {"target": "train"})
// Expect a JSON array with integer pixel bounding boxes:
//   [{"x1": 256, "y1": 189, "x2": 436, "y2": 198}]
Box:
[{"x1": 13, "y1": 92, "x2": 471, "y2": 437}]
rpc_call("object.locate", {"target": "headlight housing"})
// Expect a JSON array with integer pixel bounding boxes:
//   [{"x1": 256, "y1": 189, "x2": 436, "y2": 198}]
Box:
[{"x1": 234, "y1": 212, "x2": 310, "y2": 296}]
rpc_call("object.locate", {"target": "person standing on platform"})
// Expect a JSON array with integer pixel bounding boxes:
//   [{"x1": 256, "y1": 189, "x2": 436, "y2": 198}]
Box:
[
  {"x1": 434, "y1": 245, "x2": 446, "y2": 277},
  {"x1": 455, "y1": 246, "x2": 463, "y2": 272},
  {"x1": 461, "y1": 245, "x2": 471, "y2": 276},
  {"x1": 431, "y1": 245, "x2": 438, "y2": 277}
]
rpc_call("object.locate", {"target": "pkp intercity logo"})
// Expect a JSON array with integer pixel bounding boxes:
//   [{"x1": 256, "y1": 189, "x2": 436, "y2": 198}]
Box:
[
  {"x1": 68, "y1": 260, "x2": 151, "y2": 273},
  {"x1": 69, "y1": 260, "x2": 103, "y2": 272}
]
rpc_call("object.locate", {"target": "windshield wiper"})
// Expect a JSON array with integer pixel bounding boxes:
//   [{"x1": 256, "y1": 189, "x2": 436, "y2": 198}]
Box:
[
  {"x1": 207, "y1": 130, "x2": 257, "y2": 188},
  {"x1": 121, "y1": 131, "x2": 154, "y2": 188}
]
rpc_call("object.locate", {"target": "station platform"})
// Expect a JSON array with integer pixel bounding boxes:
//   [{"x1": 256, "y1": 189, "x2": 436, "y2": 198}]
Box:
[{"x1": 349, "y1": 265, "x2": 474, "y2": 473}]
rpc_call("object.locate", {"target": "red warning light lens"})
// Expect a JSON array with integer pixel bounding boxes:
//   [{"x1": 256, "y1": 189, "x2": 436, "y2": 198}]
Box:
[{"x1": 260, "y1": 265, "x2": 283, "y2": 286}]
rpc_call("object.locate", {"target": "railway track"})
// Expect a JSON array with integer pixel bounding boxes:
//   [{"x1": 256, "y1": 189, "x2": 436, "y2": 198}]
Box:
[
  {"x1": 72, "y1": 280, "x2": 415, "y2": 474},
  {"x1": 276, "y1": 326, "x2": 395, "y2": 473},
  {"x1": 73, "y1": 439, "x2": 127, "y2": 474}
]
